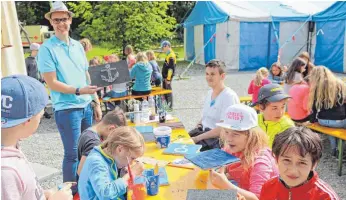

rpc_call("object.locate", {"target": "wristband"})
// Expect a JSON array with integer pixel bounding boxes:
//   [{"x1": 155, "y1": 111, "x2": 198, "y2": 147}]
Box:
[{"x1": 75, "y1": 88, "x2": 80, "y2": 96}]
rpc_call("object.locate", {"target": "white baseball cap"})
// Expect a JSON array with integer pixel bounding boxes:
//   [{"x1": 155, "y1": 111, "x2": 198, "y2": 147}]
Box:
[{"x1": 216, "y1": 104, "x2": 258, "y2": 131}]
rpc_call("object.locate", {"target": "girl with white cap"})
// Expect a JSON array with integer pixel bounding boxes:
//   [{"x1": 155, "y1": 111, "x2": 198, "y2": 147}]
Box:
[{"x1": 210, "y1": 104, "x2": 278, "y2": 200}]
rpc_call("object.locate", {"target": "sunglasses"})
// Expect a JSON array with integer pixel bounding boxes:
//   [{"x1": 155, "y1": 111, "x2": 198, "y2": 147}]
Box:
[{"x1": 51, "y1": 17, "x2": 70, "y2": 24}]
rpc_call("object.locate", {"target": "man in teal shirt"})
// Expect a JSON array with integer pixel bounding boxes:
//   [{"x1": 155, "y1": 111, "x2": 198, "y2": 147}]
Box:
[{"x1": 38, "y1": 2, "x2": 102, "y2": 191}]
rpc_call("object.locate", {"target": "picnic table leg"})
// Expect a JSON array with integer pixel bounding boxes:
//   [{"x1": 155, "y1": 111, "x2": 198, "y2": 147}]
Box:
[{"x1": 337, "y1": 139, "x2": 344, "y2": 176}]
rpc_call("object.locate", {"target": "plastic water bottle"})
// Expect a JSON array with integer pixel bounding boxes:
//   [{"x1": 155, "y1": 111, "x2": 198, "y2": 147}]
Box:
[
  {"x1": 141, "y1": 99, "x2": 150, "y2": 122},
  {"x1": 148, "y1": 95, "x2": 156, "y2": 118},
  {"x1": 134, "y1": 103, "x2": 140, "y2": 124}
]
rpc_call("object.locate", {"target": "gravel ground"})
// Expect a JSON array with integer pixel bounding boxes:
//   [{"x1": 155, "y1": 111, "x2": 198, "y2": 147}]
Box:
[{"x1": 20, "y1": 63, "x2": 346, "y2": 198}]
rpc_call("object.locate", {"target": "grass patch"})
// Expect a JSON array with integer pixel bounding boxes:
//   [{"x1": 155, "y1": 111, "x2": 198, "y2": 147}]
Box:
[
  {"x1": 86, "y1": 45, "x2": 185, "y2": 62},
  {"x1": 31, "y1": 45, "x2": 185, "y2": 63},
  {"x1": 86, "y1": 46, "x2": 115, "y2": 60},
  {"x1": 154, "y1": 46, "x2": 185, "y2": 61}
]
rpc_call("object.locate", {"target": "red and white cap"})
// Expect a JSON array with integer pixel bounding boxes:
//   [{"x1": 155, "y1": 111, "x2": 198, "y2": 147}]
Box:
[{"x1": 216, "y1": 104, "x2": 258, "y2": 131}]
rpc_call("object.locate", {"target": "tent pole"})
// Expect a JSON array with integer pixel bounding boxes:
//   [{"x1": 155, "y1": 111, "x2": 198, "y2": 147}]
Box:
[
  {"x1": 266, "y1": 23, "x2": 272, "y2": 69},
  {"x1": 307, "y1": 21, "x2": 315, "y2": 57}
]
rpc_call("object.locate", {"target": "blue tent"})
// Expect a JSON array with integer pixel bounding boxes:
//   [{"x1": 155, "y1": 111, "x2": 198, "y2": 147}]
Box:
[
  {"x1": 313, "y1": 2, "x2": 346, "y2": 73},
  {"x1": 183, "y1": 1, "x2": 345, "y2": 73}
]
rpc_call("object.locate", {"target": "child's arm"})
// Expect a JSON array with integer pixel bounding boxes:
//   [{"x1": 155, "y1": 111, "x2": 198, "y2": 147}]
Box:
[
  {"x1": 1, "y1": 170, "x2": 23, "y2": 200},
  {"x1": 130, "y1": 65, "x2": 136, "y2": 79},
  {"x1": 248, "y1": 81, "x2": 254, "y2": 94},
  {"x1": 309, "y1": 100, "x2": 318, "y2": 123},
  {"x1": 166, "y1": 57, "x2": 175, "y2": 81},
  {"x1": 89, "y1": 162, "x2": 128, "y2": 199},
  {"x1": 191, "y1": 127, "x2": 221, "y2": 144},
  {"x1": 210, "y1": 167, "x2": 259, "y2": 200},
  {"x1": 302, "y1": 87, "x2": 310, "y2": 113}
]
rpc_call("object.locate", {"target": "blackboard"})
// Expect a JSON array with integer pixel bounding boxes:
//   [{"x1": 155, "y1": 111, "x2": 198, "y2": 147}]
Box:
[
  {"x1": 88, "y1": 60, "x2": 130, "y2": 87},
  {"x1": 186, "y1": 189, "x2": 237, "y2": 200}
]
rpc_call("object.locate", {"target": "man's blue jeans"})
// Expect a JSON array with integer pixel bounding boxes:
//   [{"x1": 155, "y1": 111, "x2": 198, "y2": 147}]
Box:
[{"x1": 55, "y1": 103, "x2": 93, "y2": 183}]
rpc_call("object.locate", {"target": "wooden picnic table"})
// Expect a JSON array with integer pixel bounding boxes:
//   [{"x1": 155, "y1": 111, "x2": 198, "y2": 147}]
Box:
[
  {"x1": 100, "y1": 87, "x2": 172, "y2": 103},
  {"x1": 129, "y1": 118, "x2": 214, "y2": 200}
]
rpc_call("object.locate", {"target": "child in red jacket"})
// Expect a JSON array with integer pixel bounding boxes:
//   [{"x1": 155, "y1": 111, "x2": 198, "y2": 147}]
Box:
[{"x1": 260, "y1": 127, "x2": 339, "y2": 200}]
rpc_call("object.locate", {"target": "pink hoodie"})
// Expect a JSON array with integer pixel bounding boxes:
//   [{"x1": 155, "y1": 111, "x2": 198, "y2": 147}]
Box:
[
  {"x1": 1, "y1": 146, "x2": 45, "y2": 200},
  {"x1": 225, "y1": 148, "x2": 279, "y2": 198},
  {"x1": 248, "y1": 79, "x2": 271, "y2": 103}
]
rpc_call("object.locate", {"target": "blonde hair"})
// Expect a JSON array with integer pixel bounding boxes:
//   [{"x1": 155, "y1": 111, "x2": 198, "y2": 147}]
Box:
[
  {"x1": 298, "y1": 51, "x2": 310, "y2": 61},
  {"x1": 254, "y1": 67, "x2": 269, "y2": 86},
  {"x1": 109, "y1": 54, "x2": 120, "y2": 62},
  {"x1": 307, "y1": 66, "x2": 346, "y2": 112},
  {"x1": 125, "y1": 45, "x2": 134, "y2": 55},
  {"x1": 221, "y1": 127, "x2": 268, "y2": 169},
  {"x1": 102, "y1": 126, "x2": 145, "y2": 157},
  {"x1": 80, "y1": 38, "x2": 92, "y2": 52},
  {"x1": 146, "y1": 50, "x2": 156, "y2": 61},
  {"x1": 135, "y1": 52, "x2": 148, "y2": 63}
]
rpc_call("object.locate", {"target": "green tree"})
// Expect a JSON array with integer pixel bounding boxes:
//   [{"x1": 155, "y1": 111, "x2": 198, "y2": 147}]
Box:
[
  {"x1": 15, "y1": 1, "x2": 51, "y2": 26},
  {"x1": 15, "y1": 1, "x2": 86, "y2": 39},
  {"x1": 168, "y1": 1, "x2": 196, "y2": 42},
  {"x1": 69, "y1": 1, "x2": 176, "y2": 55}
]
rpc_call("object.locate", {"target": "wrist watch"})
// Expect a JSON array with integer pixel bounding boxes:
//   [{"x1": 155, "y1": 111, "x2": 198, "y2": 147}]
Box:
[{"x1": 75, "y1": 88, "x2": 80, "y2": 96}]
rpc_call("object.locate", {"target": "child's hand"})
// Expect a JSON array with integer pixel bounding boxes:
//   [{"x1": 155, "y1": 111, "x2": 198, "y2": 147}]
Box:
[
  {"x1": 237, "y1": 193, "x2": 246, "y2": 200},
  {"x1": 131, "y1": 161, "x2": 145, "y2": 176},
  {"x1": 48, "y1": 183, "x2": 73, "y2": 200},
  {"x1": 209, "y1": 167, "x2": 234, "y2": 190}
]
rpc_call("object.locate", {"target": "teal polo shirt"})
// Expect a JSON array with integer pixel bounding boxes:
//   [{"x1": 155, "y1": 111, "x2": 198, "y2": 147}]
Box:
[{"x1": 38, "y1": 36, "x2": 92, "y2": 111}]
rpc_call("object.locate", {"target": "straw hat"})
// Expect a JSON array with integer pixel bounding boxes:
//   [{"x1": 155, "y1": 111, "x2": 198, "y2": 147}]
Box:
[{"x1": 44, "y1": 1, "x2": 74, "y2": 20}]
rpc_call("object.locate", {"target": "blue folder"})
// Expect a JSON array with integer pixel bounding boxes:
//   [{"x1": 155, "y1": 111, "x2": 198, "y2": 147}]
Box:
[{"x1": 184, "y1": 149, "x2": 240, "y2": 170}]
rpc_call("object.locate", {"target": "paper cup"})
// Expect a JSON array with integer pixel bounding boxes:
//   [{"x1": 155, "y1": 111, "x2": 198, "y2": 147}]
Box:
[
  {"x1": 146, "y1": 174, "x2": 159, "y2": 196},
  {"x1": 154, "y1": 126, "x2": 172, "y2": 148}
]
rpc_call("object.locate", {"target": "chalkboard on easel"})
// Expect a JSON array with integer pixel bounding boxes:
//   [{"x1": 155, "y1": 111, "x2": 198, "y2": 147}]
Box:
[{"x1": 88, "y1": 60, "x2": 130, "y2": 87}]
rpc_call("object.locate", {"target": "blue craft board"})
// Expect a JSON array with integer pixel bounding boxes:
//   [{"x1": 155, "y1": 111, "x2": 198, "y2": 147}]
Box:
[
  {"x1": 163, "y1": 143, "x2": 202, "y2": 156},
  {"x1": 135, "y1": 126, "x2": 155, "y2": 142},
  {"x1": 134, "y1": 167, "x2": 169, "y2": 186},
  {"x1": 135, "y1": 126, "x2": 154, "y2": 133},
  {"x1": 184, "y1": 149, "x2": 240, "y2": 170}
]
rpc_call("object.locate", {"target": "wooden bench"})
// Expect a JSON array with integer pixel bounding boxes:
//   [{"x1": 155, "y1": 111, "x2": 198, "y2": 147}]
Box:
[{"x1": 307, "y1": 123, "x2": 346, "y2": 176}]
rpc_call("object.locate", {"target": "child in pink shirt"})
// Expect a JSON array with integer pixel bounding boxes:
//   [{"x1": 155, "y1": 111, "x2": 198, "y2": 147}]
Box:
[
  {"x1": 287, "y1": 79, "x2": 310, "y2": 123},
  {"x1": 248, "y1": 67, "x2": 271, "y2": 103},
  {"x1": 210, "y1": 104, "x2": 278, "y2": 200},
  {"x1": 124, "y1": 45, "x2": 136, "y2": 69}
]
